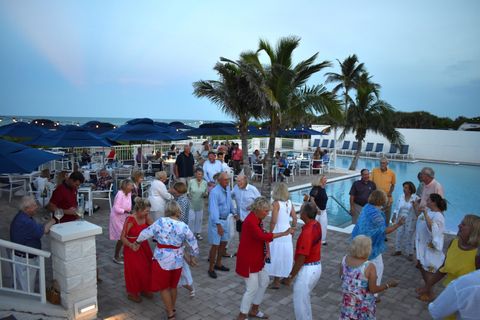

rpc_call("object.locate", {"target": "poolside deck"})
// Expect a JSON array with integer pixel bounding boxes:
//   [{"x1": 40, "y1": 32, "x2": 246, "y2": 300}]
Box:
[{"x1": 0, "y1": 171, "x2": 447, "y2": 320}]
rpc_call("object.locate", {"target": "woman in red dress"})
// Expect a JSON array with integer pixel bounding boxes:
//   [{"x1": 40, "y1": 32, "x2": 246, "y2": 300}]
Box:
[{"x1": 120, "y1": 197, "x2": 154, "y2": 302}]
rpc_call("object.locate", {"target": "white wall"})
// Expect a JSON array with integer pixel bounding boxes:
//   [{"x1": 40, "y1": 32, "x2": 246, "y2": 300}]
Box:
[{"x1": 312, "y1": 127, "x2": 480, "y2": 164}]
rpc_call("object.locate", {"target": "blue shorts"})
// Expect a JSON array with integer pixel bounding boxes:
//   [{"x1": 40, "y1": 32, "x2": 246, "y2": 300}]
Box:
[{"x1": 208, "y1": 219, "x2": 230, "y2": 245}]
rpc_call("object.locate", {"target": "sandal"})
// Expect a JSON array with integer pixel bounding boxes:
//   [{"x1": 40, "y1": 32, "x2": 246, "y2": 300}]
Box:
[
  {"x1": 167, "y1": 313, "x2": 176, "y2": 320},
  {"x1": 268, "y1": 284, "x2": 280, "y2": 290},
  {"x1": 417, "y1": 293, "x2": 434, "y2": 302},
  {"x1": 248, "y1": 311, "x2": 269, "y2": 319}
]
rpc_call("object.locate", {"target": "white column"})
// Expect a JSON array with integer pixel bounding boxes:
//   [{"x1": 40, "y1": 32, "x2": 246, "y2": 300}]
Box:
[{"x1": 50, "y1": 221, "x2": 102, "y2": 320}]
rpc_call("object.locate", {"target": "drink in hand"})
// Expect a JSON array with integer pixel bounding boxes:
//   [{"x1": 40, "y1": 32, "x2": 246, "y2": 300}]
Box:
[
  {"x1": 76, "y1": 207, "x2": 84, "y2": 220},
  {"x1": 54, "y1": 209, "x2": 64, "y2": 222}
]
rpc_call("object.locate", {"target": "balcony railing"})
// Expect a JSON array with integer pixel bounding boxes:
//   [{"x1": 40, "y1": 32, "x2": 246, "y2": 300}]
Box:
[{"x1": 0, "y1": 238, "x2": 51, "y2": 303}]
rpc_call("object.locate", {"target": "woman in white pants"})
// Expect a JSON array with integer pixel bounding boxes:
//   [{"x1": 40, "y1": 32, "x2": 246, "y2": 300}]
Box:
[
  {"x1": 235, "y1": 197, "x2": 293, "y2": 320},
  {"x1": 148, "y1": 171, "x2": 173, "y2": 220},
  {"x1": 187, "y1": 168, "x2": 208, "y2": 239}
]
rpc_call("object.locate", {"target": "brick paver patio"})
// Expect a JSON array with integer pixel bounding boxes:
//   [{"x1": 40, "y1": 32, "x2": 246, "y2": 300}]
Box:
[{"x1": 0, "y1": 171, "x2": 445, "y2": 319}]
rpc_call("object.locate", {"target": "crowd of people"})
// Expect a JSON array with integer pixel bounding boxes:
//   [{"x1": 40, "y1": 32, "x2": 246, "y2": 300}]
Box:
[{"x1": 7, "y1": 144, "x2": 480, "y2": 320}]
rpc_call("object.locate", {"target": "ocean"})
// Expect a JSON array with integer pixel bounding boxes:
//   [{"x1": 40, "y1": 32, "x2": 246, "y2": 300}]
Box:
[{"x1": 0, "y1": 115, "x2": 213, "y2": 128}]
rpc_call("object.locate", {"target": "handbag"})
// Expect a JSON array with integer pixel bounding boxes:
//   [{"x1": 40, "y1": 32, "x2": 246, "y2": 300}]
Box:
[{"x1": 46, "y1": 280, "x2": 61, "y2": 305}]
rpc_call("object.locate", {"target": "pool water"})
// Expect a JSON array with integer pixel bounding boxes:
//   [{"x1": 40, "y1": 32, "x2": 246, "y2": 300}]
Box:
[{"x1": 290, "y1": 156, "x2": 480, "y2": 232}]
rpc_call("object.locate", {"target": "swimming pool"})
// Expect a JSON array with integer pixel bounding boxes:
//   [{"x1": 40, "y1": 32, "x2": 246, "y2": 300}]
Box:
[{"x1": 290, "y1": 156, "x2": 480, "y2": 233}]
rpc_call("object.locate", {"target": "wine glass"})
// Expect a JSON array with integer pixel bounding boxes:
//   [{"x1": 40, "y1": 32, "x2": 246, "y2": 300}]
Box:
[
  {"x1": 76, "y1": 206, "x2": 84, "y2": 220},
  {"x1": 54, "y1": 209, "x2": 64, "y2": 222}
]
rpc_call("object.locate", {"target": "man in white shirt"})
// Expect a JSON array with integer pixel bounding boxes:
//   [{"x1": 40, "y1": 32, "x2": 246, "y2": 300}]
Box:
[
  {"x1": 419, "y1": 167, "x2": 445, "y2": 209},
  {"x1": 232, "y1": 174, "x2": 260, "y2": 233},
  {"x1": 203, "y1": 151, "x2": 223, "y2": 190},
  {"x1": 428, "y1": 269, "x2": 480, "y2": 319}
]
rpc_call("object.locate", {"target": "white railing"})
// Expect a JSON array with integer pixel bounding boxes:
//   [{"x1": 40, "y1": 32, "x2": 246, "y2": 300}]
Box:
[{"x1": 0, "y1": 239, "x2": 51, "y2": 303}]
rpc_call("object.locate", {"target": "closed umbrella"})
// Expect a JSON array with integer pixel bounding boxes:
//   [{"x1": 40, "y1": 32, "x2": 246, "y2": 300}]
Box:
[{"x1": 0, "y1": 138, "x2": 62, "y2": 174}]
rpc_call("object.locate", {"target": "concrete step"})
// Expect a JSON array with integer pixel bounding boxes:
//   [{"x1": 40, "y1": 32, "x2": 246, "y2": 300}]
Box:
[{"x1": 0, "y1": 292, "x2": 68, "y2": 320}]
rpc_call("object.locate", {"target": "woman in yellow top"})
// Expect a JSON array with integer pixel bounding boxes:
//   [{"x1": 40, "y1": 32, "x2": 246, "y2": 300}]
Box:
[{"x1": 417, "y1": 214, "x2": 480, "y2": 306}]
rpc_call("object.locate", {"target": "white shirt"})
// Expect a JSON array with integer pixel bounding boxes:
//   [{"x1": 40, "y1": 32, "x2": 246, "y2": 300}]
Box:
[
  {"x1": 232, "y1": 184, "x2": 261, "y2": 221},
  {"x1": 429, "y1": 269, "x2": 480, "y2": 319},
  {"x1": 203, "y1": 160, "x2": 223, "y2": 183},
  {"x1": 392, "y1": 193, "x2": 419, "y2": 220},
  {"x1": 148, "y1": 179, "x2": 173, "y2": 212}
]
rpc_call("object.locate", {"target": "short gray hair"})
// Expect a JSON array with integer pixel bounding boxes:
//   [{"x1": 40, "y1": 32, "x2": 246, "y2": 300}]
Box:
[
  {"x1": 155, "y1": 171, "x2": 168, "y2": 180},
  {"x1": 248, "y1": 196, "x2": 271, "y2": 212},
  {"x1": 20, "y1": 195, "x2": 37, "y2": 211},
  {"x1": 422, "y1": 167, "x2": 435, "y2": 178},
  {"x1": 380, "y1": 157, "x2": 389, "y2": 163},
  {"x1": 164, "y1": 200, "x2": 181, "y2": 218}
]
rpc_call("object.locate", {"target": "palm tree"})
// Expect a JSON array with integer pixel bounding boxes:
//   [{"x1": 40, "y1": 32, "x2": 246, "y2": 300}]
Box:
[
  {"x1": 325, "y1": 54, "x2": 365, "y2": 112},
  {"x1": 193, "y1": 61, "x2": 262, "y2": 176},
  {"x1": 342, "y1": 74, "x2": 404, "y2": 170},
  {"x1": 241, "y1": 36, "x2": 342, "y2": 196}
]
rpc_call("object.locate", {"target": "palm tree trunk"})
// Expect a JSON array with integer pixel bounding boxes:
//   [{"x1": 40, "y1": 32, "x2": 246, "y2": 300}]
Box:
[
  {"x1": 348, "y1": 139, "x2": 363, "y2": 171},
  {"x1": 239, "y1": 122, "x2": 251, "y2": 177},
  {"x1": 261, "y1": 113, "x2": 277, "y2": 198}
]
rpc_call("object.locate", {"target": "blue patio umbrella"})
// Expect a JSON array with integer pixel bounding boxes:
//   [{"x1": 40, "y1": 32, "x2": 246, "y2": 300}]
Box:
[
  {"x1": 30, "y1": 118, "x2": 60, "y2": 129},
  {"x1": 277, "y1": 126, "x2": 325, "y2": 157},
  {"x1": 104, "y1": 118, "x2": 188, "y2": 141},
  {"x1": 81, "y1": 121, "x2": 116, "y2": 134},
  {"x1": 26, "y1": 125, "x2": 112, "y2": 147},
  {"x1": 0, "y1": 122, "x2": 47, "y2": 138},
  {"x1": 276, "y1": 126, "x2": 324, "y2": 137},
  {"x1": 169, "y1": 121, "x2": 194, "y2": 130},
  {"x1": 185, "y1": 122, "x2": 240, "y2": 136},
  {"x1": 0, "y1": 138, "x2": 62, "y2": 174}
]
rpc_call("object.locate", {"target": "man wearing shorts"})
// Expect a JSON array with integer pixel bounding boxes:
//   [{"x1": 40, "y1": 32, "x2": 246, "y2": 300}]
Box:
[{"x1": 207, "y1": 172, "x2": 233, "y2": 278}]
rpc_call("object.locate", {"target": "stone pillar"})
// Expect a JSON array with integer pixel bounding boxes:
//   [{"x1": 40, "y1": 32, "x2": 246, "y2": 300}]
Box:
[{"x1": 50, "y1": 221, "x2": 102, "y2": 320}]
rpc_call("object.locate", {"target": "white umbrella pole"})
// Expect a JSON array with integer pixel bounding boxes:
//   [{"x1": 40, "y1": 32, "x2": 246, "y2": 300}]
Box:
[{"x1": 333, "y1": 127, "x2": 337, "y2": 169}]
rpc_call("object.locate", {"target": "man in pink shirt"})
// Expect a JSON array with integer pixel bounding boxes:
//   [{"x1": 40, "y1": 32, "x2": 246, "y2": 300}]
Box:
[
  {"x1": 418, "y1": 167, "x2": 444, "y2": 209},
  {"x1": 231, "y1": 143, "x2": 243, "y2": 175}
]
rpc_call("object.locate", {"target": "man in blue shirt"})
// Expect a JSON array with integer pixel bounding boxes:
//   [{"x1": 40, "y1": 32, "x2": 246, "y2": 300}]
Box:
[
  {"x1": 207, "y1": 172, "x2": 233, "y2": 278},
  {"x1": 10, "y1": 196, "x2": 56, "y2": 292}
]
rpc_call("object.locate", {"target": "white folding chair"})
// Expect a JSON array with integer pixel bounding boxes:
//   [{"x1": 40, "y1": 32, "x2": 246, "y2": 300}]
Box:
[
  {"x1": 91, "y1": 183, "x2": 114, "y2": 210},
  {"x1": 0, "y1": 174, "x2": 27, "y2": 202},
  {"x1": 251, "y1": 164, "x2": 264, "y2": 183}
]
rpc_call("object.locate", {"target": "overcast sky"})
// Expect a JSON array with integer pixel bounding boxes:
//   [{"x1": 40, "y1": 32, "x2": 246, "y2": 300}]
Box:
[{"x1": 0, "y1": 0, "x2": 479, "y2": 121}]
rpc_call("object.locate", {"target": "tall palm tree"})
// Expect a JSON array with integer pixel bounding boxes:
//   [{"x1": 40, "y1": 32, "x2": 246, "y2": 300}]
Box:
[
  {"x1": 241, "y1": 36, "x2": 342, "y2": 196},
  {"x1": 193, "y1": 61, "x2": 262, "y2": 176},
  {"x1": 325, "y1": 54, "x2": 365, "y2": 112},
  {"x1": 342, "y1": 75, "x2": 404, "y2": 170}
]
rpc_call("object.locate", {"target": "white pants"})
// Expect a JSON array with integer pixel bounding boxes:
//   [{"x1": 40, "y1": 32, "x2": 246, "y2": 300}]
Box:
[
  {"x1": 293, "y1": 263, "x2": 322, "y2": 320},
  {"x1": 240, "y1": 268, "x2": 269, "y2": 314},
  {"x1": 14, "y1": 255, "x2": 39, "y2": 293},
  {"x1": 189, "y1": 209, "x2": 203, "y2": 234},
  {"x1": 315, "y1": 210, "x2": 328, "y2": 243},
  {"x1": 179, "y1": 260, "x2": 194, "y2": 287},
  {"x1": 370, "y1": 254, "x2": 384, "y2": 285}
]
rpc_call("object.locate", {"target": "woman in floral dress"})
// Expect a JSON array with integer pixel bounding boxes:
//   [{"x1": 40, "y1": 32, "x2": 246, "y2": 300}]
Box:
[{"x1": 340, "y1": 235, "x2": 399, "y2": 319}]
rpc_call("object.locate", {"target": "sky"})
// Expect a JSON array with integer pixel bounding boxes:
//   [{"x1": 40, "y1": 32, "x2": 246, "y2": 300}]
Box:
[{"x1": 0, "y1": 0, "x2": 479, "y2": 121}]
